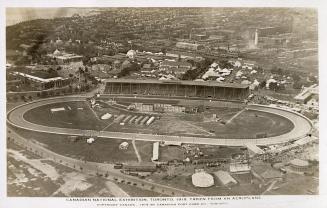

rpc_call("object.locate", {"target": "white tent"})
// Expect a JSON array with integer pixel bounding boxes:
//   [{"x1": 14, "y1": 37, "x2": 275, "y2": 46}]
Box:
[
  {"x1": 192, "y1": 171, "x2": 214, "y2": 188},
  {"x1": 202, "y1": 68, "x2": 220, "y2": 79},
  {"x1": 250, "y1": 70, "x2": 257, "y2": 74},
  {"x1": 119, "y1": 142, "x2": 129, "y2": 150},
  {"x1": 86, "y1": 138, "x2": 95, "y2": 144},
  {"x1": 241, "y1": 80, "x2": 251, "y2": 85},
  {"x1": 211, "y1": 62, "x2": 219, "y2": 68},
  {"x1": 216, "y1": 77, "x2": 225, "y2": 82},
  {"x1": 235, "y1": 71, "x2": 243, "y2": 77},
  {"x1": 101, "y1": 113, "x2": 112, "y2": 120},
  {"x1": 221, "y1": 68, "x2": 230, "y2": 73}
]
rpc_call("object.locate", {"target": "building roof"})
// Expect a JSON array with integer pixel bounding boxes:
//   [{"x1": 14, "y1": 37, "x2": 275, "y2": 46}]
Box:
[
  {"x1": 214, "y1": 170, "x2": 237, "y2": 186},
  {"x1": 176, "y1": 42, "x2": 201, "y2": 47},
  {"x1": 192, "y1": 171, "x2": 214, "y2": 187},
  {"x1": 230, "y1": 163, "x2": 251, "y2": 173},
  {"x1": 290, "y1": 159, "x2": 309, "y2": 167},
  {"x1": 152, "y1": 142, "x2": 159, "y2": 161},
  {"x1": 295, "y1": 84, "x2": 319, "y2": 101},
  {"x1": 161, "y1": 60, "x2": 192, "y2": 68},
  {"x1": 13, "y1": 72, "x2": 65, "y2": 83},
  {"x1": 104, "y1": 78, "x2": 249, "y2": 89},
  {"x1": 246, "y1": 144, "x2": 265, "y2": 155}
]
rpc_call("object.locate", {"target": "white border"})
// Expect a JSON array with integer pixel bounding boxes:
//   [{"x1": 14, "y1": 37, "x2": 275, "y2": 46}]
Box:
[{"x1": 1, "y1": 1, "x2": 327, "y2": 208}]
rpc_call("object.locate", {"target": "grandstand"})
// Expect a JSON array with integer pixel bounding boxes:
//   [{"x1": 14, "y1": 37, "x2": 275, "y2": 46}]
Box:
[{"x1": 104, "y1": 79, "x2": 249, "y2": 101}]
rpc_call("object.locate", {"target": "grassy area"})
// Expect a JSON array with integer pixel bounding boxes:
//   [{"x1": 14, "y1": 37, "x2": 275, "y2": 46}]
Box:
[
  {"x1": 196, "y1": 109, "x2": 294, "y2": 138},
  {"x1": 135, "y1": 141, "x2": 153, "y2": 162},
  {"x1": 159, "y1": 146, "x2": 185, "y2": 162},
  {"x1": 12, "y1": 128, "x2": 139, "y2": 163},
  {"x1": 266, "y1": 173, "x2": 318, "y2": 195},
  {"x1": 197, "y1": 145, "x2": 244, "y2": 159},
  {"x1": 23, "y1": 101, "x2": 108, "y2": 131},
  {"x1": 118, "y1": 183, "x2": 166, "y2": 197}
]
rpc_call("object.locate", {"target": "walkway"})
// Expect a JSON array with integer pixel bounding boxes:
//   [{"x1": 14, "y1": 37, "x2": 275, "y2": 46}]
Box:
[
  {"x1": 226, "y1": 108, "x2": 246, "y2": 124},
  {"x1": 132, "y1": 139, "x2": 142, "y2": 163}
]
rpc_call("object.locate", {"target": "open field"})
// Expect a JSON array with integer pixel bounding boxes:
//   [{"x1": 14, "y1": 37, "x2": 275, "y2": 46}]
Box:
[
  {"x1": 23, "y1": 101, "x2": 108, "y2": 131},
  {"x1": 264, "y1": 173, "x2": 319, "y2": 195},
  {"x1": 12, "y1": 128, "x2": 139, "y2": 163}
]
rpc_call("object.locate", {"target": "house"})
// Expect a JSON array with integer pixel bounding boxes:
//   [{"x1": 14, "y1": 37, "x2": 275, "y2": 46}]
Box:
[
  {"x1": 176, "y1": 42, "x2": 204, "y2": 51},
  {"x1": 159, "y1": 60, "x2": 192, "y2": 77},
  {"x1": 47, "y1": 50, "x2": 83, "y2": 65}
]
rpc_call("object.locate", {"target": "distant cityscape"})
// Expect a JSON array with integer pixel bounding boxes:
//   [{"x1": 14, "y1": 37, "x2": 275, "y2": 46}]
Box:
[{"x1": 6, "y1": 8, "x2": 318, "y2": 197}]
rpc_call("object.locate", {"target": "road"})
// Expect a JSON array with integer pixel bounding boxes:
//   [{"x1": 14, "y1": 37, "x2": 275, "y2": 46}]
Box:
[{"x1": 7, "y1": 96, "x2": 313, "y2": 146}]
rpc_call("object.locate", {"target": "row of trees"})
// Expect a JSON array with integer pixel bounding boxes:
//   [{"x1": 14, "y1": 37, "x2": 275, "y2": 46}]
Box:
[{"x1": 180, "y1": 58, "x2": 214, "y2": 80}]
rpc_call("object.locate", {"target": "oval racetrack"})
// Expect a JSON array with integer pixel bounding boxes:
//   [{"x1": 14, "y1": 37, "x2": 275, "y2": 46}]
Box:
[{"x1": 7, "y1": 96, "x2": 313, "y2": 146}]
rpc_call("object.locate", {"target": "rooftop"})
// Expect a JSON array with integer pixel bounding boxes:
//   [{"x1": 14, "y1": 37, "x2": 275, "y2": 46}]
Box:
[
  {"x1": 192, "y1": 171, "x2": 214, "y2": 188},
  {"x1": 290, "y1": 159, "x2": 309, "y2": 167},
  {"x1": 213, "y1": 170, "x2": 237, "y2": 186},
  {"x1": 104, "y1": 78, "x2": 249, "y2": 89}
]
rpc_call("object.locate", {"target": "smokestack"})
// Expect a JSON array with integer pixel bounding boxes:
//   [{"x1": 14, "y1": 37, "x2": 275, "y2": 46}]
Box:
[{"x1": 254, "y1": 29, "x2": 258, "y2": 46}]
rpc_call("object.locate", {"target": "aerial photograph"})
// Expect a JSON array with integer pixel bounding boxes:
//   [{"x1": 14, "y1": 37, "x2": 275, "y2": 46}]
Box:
[{"x1": 6, "y1": 7, "x2": 319, "y2": 197}]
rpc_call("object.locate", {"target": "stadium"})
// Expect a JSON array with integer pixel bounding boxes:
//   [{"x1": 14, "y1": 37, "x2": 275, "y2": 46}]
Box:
[
  {"x1": 103, "y1": 79, "x2": 249, "y2": 101},
  {"x1": 7, "y1": 79, "x2": 313, "y2": 147},
  {"x1": 6, "y1": 79, "x2": 315, "y2": 196}
]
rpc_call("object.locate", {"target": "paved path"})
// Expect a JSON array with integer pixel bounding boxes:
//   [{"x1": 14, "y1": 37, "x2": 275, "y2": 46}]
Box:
[
  {"x1": 105, "y1": 181, "x2": 130, "y2": 197},
  {"x1": 132, "y1": 140, "x2": 142, "y2": 163},
  {"x1": 7, "y1": 96, "x2": 312, "y2": 146},
  {"x1": 226, "y1": 108, "x2": 246, "y2": 124},
  {"x1": 262, "y1": 180, "x2": 278, "y2": 195}
]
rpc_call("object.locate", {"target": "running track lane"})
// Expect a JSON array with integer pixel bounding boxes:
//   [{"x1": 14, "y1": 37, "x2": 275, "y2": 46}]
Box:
[{"x1": 7, "y1": 96, "x2": 313, "y2": 146}]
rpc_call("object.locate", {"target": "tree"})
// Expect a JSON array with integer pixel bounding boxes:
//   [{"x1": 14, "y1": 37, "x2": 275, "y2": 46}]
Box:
[
  {"x1": 293, "y1": 81, "x2": 304, "y2": 89},
  {"x1": 269, "y1": 82, "x2": 278, "y2": 91},
  {"x1": 256, "y1": 66, "x2": 264, "y2": 73},
  {"x1": 259, "y1": 80, "x2": 266, "y2": 89},
  {"x1": 292, "y1": 73, "x2": 301, "y2": 82},
  {"x1": 21, "y1": 95, "x2": 26, "y2": 102},
  {"x1": 219, "y1": 59, "x2": 233, "y2": 69}
]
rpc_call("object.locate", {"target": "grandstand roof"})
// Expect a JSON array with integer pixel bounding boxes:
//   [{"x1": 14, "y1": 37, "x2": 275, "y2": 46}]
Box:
[{"x1": 104, "y1": 78, "x2": 249, "y2": 89}]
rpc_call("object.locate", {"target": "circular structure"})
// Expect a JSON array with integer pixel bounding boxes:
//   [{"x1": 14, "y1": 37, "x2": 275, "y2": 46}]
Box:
[
  {"x1": 7, "y1": 96, "x2": 313, "y2": 146},
  {"x1": 290, "y1": 159, "x2": 310, "y2": 172},
  {"x1": 192, "y1": 171, "x2": 214, "y2": 188}
]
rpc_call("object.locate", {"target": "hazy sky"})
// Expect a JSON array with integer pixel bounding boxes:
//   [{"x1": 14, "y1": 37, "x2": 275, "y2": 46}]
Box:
[{"x1": 6, "y1": 8, "x2": 96, "y2": 26}]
